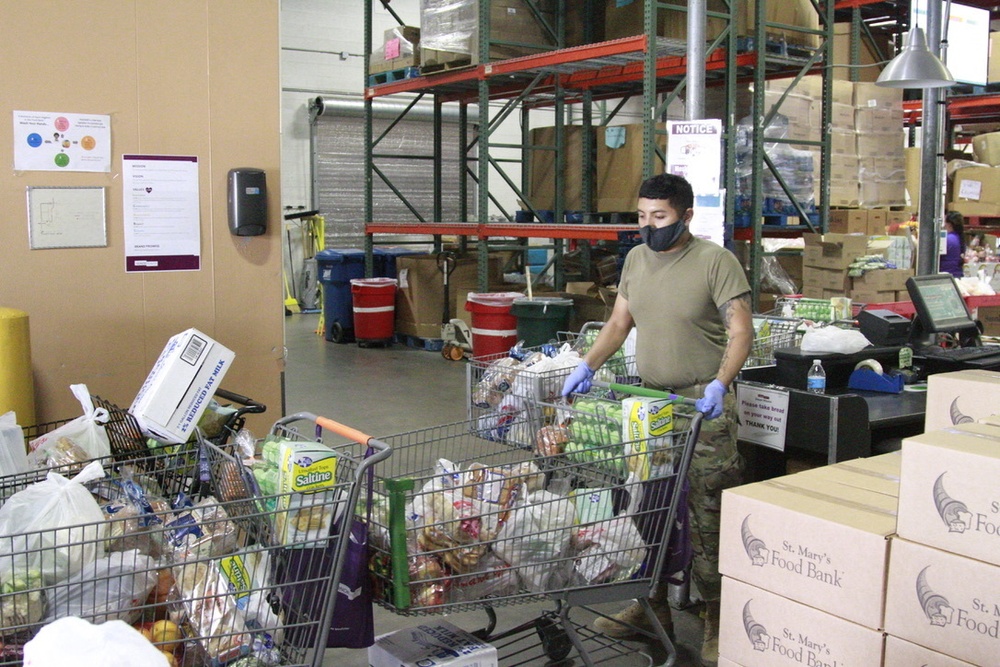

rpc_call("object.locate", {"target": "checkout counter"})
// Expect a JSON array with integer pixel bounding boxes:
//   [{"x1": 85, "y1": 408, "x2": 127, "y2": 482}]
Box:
[{"x1": 738, "y1": 275, "x2": 1000, "y2": 482}]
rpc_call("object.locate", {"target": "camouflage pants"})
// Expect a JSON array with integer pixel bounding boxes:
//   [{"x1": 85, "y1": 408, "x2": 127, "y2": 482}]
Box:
[{"x1": 655, "y1": 383, "x2": 744, "y2": 603}]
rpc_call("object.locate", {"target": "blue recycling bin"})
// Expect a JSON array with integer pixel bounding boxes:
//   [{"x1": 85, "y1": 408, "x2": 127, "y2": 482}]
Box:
[
  {"x1": 374, "y1": 246, "x2": 425, "y2": 279},
  {"x1": 316, "y1": 248, "x2": 367, "y2": 343}
]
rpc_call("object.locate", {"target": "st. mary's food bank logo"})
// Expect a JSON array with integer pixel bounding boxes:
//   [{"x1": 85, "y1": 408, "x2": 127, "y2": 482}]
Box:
[{"x1": 933, "y1": 473, "x2": 973, "y2": 533}]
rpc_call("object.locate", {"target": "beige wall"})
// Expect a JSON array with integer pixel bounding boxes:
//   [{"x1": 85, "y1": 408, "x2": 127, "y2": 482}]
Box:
[{"x1": 0, "y1": 1, "x2": 284, "y2": 432}]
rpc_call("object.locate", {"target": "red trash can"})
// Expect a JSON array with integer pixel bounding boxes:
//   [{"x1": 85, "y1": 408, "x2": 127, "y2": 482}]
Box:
[
  {"x1": 464, "y1": 292, "x2": 523, "y2": 358},
  {"x1": 350, "y1": 278, "x2": 397, "y2": 346}
]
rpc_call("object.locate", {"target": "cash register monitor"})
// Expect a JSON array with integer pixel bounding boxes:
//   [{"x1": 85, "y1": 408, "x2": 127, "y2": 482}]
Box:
[{"x1": 906, "y1": 274, "x2": 980, "y2": 347}]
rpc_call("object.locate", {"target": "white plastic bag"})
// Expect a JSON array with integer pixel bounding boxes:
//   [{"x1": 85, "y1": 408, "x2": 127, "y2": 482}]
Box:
[
  {"x1": 800, "y1": 325, "x2": 872, "y2": 355},
  {"x1": 24, "y1": 616, "x2": 168, "y2": 667},
  {"x1": 28, "y1": 384, "x2": 111, "y2": 463},
  {"x1": 42, "y1": 549, "x2": 158, "y2": 625},
  {"x1": 493, "y1": 488, "x2": 576, "y2": 592},
  {"x1": 0, "y1": 412, "x2": 30, "y2": 475},
  {"x1": 0, "y1": 460, "x2": 107, "y2": 584}
]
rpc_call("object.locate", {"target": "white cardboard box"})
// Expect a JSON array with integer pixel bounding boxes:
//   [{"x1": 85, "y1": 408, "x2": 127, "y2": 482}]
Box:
[
  {"x1": 720, "y1": 478, "x2": 895, "y2": 630},
  {"x1": 793, "y1": 454, "x2": 901, "y2": 497},
  {"x1": 368, "y1": 621, "x2": 498, "y2": 667},
  {"x1": 925, "y1": 369, "x2": 1000, "y2": 433},
  {"x1": 885, "y1": 537, "x2": 1000, "y2": 666},
  {"x1": 897, "y1": 424, "x2": 1000, "y2": 567},
  {"x1": 883, "y1": 634, "x2": 976, "y2": 667},
  {"x1": 717, "y1": 658, "x2": 743, "y2": 667},
  {"x1": 130, "y1": 328, "x2": 235, "y2": 444},
  {"x1": 719, "y1": 577, "x2": 885, "y2": 667}
]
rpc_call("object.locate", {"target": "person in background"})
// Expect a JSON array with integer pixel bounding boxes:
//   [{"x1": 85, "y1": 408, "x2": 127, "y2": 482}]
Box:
[
  {"x1": 561, "y1": 173, "x2": 753, "y2": 667},
  {"x1": 940, "y1": 211, "x2": 965, "y2": 279}
]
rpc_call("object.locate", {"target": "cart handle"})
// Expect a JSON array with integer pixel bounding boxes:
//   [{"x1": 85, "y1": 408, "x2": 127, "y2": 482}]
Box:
[
  {"x1": 214, "y1": 388, "x2": 267, "y2": 416},
  {"x1": 273, "y1": 412, "x2": 392, "y2": 458},
  {"x1": 592, "y1": 381, "x2": 698, "y2": 407}
]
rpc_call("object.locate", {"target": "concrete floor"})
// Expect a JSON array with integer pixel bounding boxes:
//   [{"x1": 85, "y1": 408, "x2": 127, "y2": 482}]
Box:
[{"x1": 282, "y1": 313, "x2": 709, "y2": 667}]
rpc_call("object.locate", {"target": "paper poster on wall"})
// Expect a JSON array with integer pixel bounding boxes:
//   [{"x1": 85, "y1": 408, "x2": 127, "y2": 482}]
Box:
[
  {"x1": 122, "y1": 154, "x2": 201, "y2": 272},
  {"x1": 665, "y1": 119, "x2": 722, "y2": 194},
  {"x1": 689, "y1": 191, "x2": 726, "y2": 247},
  {"x1": 27, "y1": 186, "x2": 107, "y2": 249},
  {"x1": 13, "y1": 110, "x2": 112, "y2": 172},
  {"x1": 736, "y1": 383, "x2": 790, "y2": 451}
]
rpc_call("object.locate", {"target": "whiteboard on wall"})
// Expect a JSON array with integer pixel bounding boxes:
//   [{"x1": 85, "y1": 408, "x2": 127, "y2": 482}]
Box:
[{"x1": 26, "y1": 186, "x2": 107, "y2": 249}]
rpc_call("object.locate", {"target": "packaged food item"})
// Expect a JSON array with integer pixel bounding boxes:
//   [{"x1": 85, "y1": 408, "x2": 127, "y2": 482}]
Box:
[
  {"x1": 472, "y1": 357, "x2": 520, "y2": 408},
  {"x1": 170, "y1": 560, "x2": 251, "y2": 664},
  {"x1": 165, "y1": 497, "x2": 239, "y2": 561},
  {"x1": 534, "y1": 425, "x2": 568, "y2": 457},
  {"x1": 274, "y1": 440, "x2": 342, "y2": 547}
]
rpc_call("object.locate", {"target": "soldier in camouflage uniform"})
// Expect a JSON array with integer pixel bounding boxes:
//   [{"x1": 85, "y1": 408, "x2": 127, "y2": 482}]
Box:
[{"x1": 562, "y1": 174, "x2": 752, "y2": 667}]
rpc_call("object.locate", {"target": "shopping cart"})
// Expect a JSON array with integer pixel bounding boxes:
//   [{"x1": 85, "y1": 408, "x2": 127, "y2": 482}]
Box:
[
  {"x1": 745, "y1": 315, "x2": 804, "y2": 369},
  {"x1": 0, "y1": 412, "x2": 390, "y2": 667},
  {"x1": 367, "y1": 388, "x2": 702, "y2": 667},
  {"x1": 467, "y1": 322, "x2": 638, "y2": 448}
]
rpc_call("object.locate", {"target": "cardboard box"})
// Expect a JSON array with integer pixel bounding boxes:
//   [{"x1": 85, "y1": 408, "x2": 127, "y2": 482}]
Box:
[
  {"x1": 827, "y1": 209, "x2": 867, "y2": 235},
  {"x1": 828, "y1": 182, "x2": 860, "y2": 208},
  {"x1": 925, "y1": 369, "x2": 1000, "y2": 433},
  {"x1": 856, "y1": 131, "x2": 904, "y2": 159},
  {"x1": 395, "y1": 255, "x2": 500, "y2": 339},
  {"x1": 595, "y1": 122, "x2": 666, "y2": 211},
  {"x1": 972, "y1": 132, "x2": 1000, "y2": 167},
  {"x1": 717, "y1": 658, "x2": 742, "y2": 667},
  {"x1": 860, "y1": 178, "x2": 907, "y2": 208},
  {"x1": 860, "y1": 156, "x2": 906, "y2": 180},
  {"x1": 854, "y1": 81, "x2": 903, "y2": 110},
  {"x1": 883, "y1": 634, "x2": 978, "y2": 667},
  {"x1": 884, "y1": 537, "x2": 1000, "y2": 666},
  {"x1": 897, "y1": 422, "x2": 1000, "y2": 566},
  {"x1": 855, "y1": 107, "x2": 904, "y2": 134},
  {"x1": 976, "y1": 304, "x2": 1000, "y2": 336},
  {"x1": 833, "y1": 23, "x2": 891, "y2": 83},
  {"x1": 720, "y1": 478, "x2": 896, "y2": 630},
  {"x1": 719, "y1": 577, "x2": 886, "y2": 666},
  {"x1": 802, "y1": 233, "x2": 868, "y2": 269},
  {"x1": 368, "y1": 621, "x2": 498, "y2": 667},
  {"x1": 951, "y1": 166, "x2": 1000, "y2": 217},
  {"x1": 905, "y1": 146, "x2": 921, "y2": 207},
  {"x1": 528, "y1": 125, "x2": 588, "y2": 211},
  {"x1": 867, "y1": 209, "x2": 888, "y2": 236},
  {"x1": 793, "y1": 456, "x2": 900, "y2": 498},
  {"x1": 991, "y1": 31, "x2": 1000, "y2": 84},
  {"x1": 830, "y1": 128, "x2": 856, "y2": 155},
  {"x1": 802, "y1": 286, "x2": 846, "y2": 300},
  {"x1": 420, "y1": 0, "x2": 554, "y2": 65},
  {"x1": 852, "y1": 268, "x2": 913, "y2": 293},
  {"x1": 850, "y1": 285, "x2": 898, "y2": 305},
  {"x1": 828, "y1": 102, "x2": 856, "y2": 130},
  {"x1": 803, "y1": 266, "x2": 849, "y2": 292},
  {"x1": 130, "y1": 328, "x2": 234, "y2": 444}
]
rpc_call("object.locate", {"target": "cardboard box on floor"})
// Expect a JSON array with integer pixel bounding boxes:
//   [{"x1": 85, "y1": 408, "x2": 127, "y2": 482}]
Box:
[
  {"x1": 719, "y1": 577, "x2": 885, "y2": 667},
  {"x1": 720, "y1": 475, "x2": 896, "y2": 630},
  {"x1": 925, "y1": 369, "x2": 1000, "y2": 432},
  {"x1": 897, "y1": 422, "x2": 1000, "y2": 568},
  {"x1": 884, "y1": 537, "x2": 1000, "y2": 667},
  {"x1": 883, "y1": 634, "x2": 977, "y2": 667},
  {"x1": 394, "y1": 255, "x2": 502, "y2": 339}
]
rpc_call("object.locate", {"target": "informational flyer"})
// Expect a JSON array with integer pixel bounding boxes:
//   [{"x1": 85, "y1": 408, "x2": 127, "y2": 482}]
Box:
[
  {"x1": 736, "y1": 383, "x2": 790, "y2": 451},
  {"x1": 27, "y1": 186, "x2": 107, "y2": 249},
  {"x1": 122, "y1": 154, "x2": 201, "y2": 272},
  {"x1": 13, "y1": 110, "x2": 112, "y2": 172},
  {"x1": 665, "y1": 119, "x2": 722, "y2": 194}
]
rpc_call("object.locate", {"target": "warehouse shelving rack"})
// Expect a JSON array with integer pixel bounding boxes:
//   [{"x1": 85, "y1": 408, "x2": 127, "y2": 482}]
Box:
[{"x1": 360, "y1": 1, "x2": 836, "y2": 307}]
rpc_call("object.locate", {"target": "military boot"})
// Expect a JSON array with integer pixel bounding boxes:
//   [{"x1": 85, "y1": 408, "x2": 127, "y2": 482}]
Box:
[
  {"x1": 701, "y1": 599, "x2": 720, "y2": 666},
  {"x1": 594, "y1": 595, "x2": 674, "y2": 641}
]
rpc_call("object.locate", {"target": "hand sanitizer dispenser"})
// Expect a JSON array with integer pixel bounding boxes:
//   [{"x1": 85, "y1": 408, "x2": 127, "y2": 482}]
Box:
[{"x1": 227, "y1": 168, "x2": 267, "y2": 236}]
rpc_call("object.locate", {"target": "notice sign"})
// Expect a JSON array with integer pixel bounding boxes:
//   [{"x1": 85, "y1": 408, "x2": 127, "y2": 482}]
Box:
[
  {"x1": 122, "y1": 154, "x2": 201, "y2": 272},
  {"x1": 665, "y1": 119, "x2": 722, "y2": 195},
  {"x1": 736, "y1": 384, "x2": 790, "y2": 451}
]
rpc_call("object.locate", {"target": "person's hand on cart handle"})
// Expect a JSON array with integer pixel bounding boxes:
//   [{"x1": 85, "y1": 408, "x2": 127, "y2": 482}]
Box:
[
  {"x1": 561, "y1": 361, "x2": 595, "y2": 396},
  {"x1": 696, "y1": 379, "x2": 727, "y2": 420}
]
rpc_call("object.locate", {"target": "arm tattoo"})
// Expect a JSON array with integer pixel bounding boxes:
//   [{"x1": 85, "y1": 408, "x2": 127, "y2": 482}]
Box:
[{"x1": 719, "y1": 293, "x2": 751, "y2": 329}]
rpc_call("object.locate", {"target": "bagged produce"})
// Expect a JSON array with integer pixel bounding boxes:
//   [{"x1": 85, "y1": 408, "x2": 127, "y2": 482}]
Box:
[
  {"x1": 27, "y1": 384, "x2": 111, "y2": 464},
  {"x1": 493, "y1": 488, "x2": 576, "y2": 592},
  {"x1": 0, "y1": 460, "x2": 107, "y2": 585},
  {"x1": 0, "y1": 568, "x2": 44, "y2": 636},
  {"x1": 43, "y1": 549, "x2": 158, "y2": 625}
]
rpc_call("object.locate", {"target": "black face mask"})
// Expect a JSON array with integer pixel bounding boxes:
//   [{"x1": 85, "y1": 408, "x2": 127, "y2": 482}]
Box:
[{"x1": 640, "y1": 221, "x2": 686, "y2": 252}]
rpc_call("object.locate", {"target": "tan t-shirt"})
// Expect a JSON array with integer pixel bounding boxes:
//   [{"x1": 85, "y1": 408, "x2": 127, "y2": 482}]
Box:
[{"x1": 619, "y1": 236, "x2": 750, "y2": 389}]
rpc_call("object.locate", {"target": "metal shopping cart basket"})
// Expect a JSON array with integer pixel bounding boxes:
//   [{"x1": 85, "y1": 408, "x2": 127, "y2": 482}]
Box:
[
  {"x1": 0, "y1": 411, "x2": 389, "y2": 667},
  {"x1": 467, "y1": 322, "x2": 638, "y2": 449},
  {"x1": 745, "y1": 315, "x2": 804, "y2": 369},
  {"x1": 367, "y1": 388, "x2": 702, "y2": 667}
]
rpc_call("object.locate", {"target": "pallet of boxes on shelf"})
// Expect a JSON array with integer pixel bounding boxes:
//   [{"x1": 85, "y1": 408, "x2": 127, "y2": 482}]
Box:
[{"x1": 368, "y1": 25, "x2": 421, "y2": 82}]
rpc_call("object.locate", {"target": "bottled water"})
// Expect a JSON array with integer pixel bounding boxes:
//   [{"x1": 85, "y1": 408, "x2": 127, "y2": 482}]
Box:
[{"x1": 807, "y1": 359, "x2": 826, "y2": 394}]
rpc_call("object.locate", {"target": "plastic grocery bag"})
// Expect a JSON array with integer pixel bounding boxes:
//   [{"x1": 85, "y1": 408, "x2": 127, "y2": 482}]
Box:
[
  {"x1": 27, "y1": 384, "x2": 111, "y2": 463},
  {"x1": 42, "y1": 549, "x2": 158, "y2": 625},
  {"x1": 24, "y1": 616, "x2": 169, "y2": 667},
  {"x1": 0, "y1": 460, "x2": 107, "y2": 585},
  {"x1": 800, "y1": 325, "x2": 872, "y2": 355},
  {"x1": 0, "y1": 412, "x2": 30, "y2": 475},
  {"x1": 493, "y1": 488, "x2": 576, "y2": 592}
]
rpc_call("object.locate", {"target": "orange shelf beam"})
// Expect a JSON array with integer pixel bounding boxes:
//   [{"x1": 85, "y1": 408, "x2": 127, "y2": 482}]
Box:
[{"x1": 365, "y1": 221, "x2": 636, "y2": 241}]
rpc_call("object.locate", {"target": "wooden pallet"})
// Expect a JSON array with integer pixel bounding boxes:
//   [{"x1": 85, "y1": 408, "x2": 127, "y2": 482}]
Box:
[
  {"x1": 367, "y1": 66, "x2": 421, "y2": 87},
  {"x1": 419, "y1": 58, "x2": 473, "y2": 76}
]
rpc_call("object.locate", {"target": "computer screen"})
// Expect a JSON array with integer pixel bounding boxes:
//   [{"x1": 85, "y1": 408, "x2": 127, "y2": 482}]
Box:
[{"x1": 906, "y1": 274, "x2": 977, "y2": 336}]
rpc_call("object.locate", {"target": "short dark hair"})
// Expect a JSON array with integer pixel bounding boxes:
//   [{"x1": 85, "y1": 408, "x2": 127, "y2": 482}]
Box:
[{"x1": 638, "y1": 173, "x2": 694, "y2": 212}]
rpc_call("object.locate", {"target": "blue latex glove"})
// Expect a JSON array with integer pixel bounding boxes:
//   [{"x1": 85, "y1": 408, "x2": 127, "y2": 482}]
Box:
[
  {"x1": 696, "y1": 379, "x2": 727, "y2": 420},
  {"x1": 561, "y1": 361, "x2": 595, "y2": 396}
]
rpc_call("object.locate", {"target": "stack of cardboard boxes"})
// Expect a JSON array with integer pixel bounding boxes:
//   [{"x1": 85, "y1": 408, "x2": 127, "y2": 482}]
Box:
[
  {"x1": 368, "y1": 26, "x2": 420, "y2": 77},
  {"x1": 802, "y1": 233, "x2": 913, "y2": 304},
  {"x1": 951, "y1": 131, "x2": 1000, "y2": 217},
  {"x1": 719, "y1": 369, "x2": 1000, "y2": 666}
]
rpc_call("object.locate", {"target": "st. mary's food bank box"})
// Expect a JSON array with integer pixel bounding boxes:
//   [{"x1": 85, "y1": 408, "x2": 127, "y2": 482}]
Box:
[
  {"x1": 925, "y1": 369, "x2": 1000, "y2": 433},
  {"x1": 368, "y1": 621, "x2": 497, "y2": 667}
]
